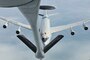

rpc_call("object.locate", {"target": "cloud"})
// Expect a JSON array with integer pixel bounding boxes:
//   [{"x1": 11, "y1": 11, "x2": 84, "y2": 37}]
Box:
[{"x1": 0, "y1": 43, "x2": 36, "y2": 60}]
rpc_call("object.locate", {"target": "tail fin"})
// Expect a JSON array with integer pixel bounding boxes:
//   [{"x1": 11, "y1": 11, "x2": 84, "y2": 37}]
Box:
[
  {"x1": 17, "y1": 35, "x2": 37, "y2": 53},
  {"x1": 44, "y1": 35, "x2": 64, "y2": 53}
]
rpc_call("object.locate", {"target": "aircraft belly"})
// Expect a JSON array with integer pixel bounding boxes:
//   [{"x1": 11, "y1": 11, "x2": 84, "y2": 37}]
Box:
[{"x1": 0, "y1": 0, "x2": 33, "y2": 7}]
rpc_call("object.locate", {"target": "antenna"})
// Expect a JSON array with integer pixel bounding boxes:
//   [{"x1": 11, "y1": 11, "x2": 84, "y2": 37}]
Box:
[
  {"x1": 39, "y1": 5, "x2": 56, "y2": 17},
  {"x1": 40, "y1": 5, "x2": 56, "y2": 10}
]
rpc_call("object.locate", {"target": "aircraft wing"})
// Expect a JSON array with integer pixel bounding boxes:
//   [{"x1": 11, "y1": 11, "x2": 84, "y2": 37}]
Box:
[
  {"x1": 0, "y1": 16, "x2": 32, "y2": 30},
  {"x1": 51, "y1": 19, "x2": 90, "y2": 33}
]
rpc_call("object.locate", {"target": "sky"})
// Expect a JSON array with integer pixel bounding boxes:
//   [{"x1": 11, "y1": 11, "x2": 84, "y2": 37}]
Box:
[{"x1": 0, "y1": 0, "x2": 90, "y2": 60}]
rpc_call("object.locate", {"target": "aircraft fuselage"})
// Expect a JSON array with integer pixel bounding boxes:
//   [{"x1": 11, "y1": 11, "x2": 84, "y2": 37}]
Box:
[{"x1": 40, "y1": 17, "x2": 51, "y2": 45}]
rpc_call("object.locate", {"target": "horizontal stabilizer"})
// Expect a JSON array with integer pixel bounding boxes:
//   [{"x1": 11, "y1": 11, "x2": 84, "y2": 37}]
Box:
[
  {"x1": 17, "y1": 35, "x2": 37, "y2": 53},
  {"x1": 44, "y1": 35, "x2": 64, "y2": 53}
]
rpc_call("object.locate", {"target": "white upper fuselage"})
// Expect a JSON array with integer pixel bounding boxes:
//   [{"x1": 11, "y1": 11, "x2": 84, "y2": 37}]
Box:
[{"x1": 40, "y1": 16, "x2": 51, "y2": 45}]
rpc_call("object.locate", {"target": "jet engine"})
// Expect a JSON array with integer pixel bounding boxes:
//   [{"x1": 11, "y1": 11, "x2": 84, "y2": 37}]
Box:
[
  {"x1": 83, "y1": 23, "x2": 88, "y2": 30},
  {"x1": 16, "y1": 27, "x2": 21, "y2": 34},
  {"x1": 70, "y1": 28, "x2": 75, "y2": 36},
  {"x1": 3, "y1": 22, "x2": 8, "y2": 28},
  {"x1": 71, "y1": 31, "x2": 75, "y2": 35}
]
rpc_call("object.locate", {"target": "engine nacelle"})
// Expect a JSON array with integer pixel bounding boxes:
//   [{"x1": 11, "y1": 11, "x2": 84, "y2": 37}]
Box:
[
  {"x1": 70, "y1": 28, "x2": 75, "y2": 36},
  {"x1": 84, "y1": 26, "x2": 88, "y2": 30},
  {"x1": 71, "y1": 31, "x2": 75, "y2": 35},
  {"x1": 16, "y1": 27, "x2": 21, "y2": 34},
  {"x1": 3, "y1": 22, "x2": 8, "y2": 29},
  {"x1": 16, "y1": 30, "x2": 20, "y2": 34},
  {"x1": 83, "y1": 23, "x2": 88, "y2": 30}
]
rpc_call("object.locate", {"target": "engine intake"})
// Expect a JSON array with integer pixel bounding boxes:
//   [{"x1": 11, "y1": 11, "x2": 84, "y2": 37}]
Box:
[
  {"x1": 84, "y1": 27, "x2": 88, "y2": 30},
  {"x1": 3, "y1": 22, "x2": 8, "y2": 29},
  {"x1": 83, "y1": 23, "x2": 88, "y2": 30},
  {"x1": 16, "y1": 27, "x2": 21, "y2": 34},
  {"x1": 71, "y1": 32, "x2": 75, "y2": 35},
  {"x1": 3, "y1": 25, "x2": 7, "y2": 28},
  {"x1": 70, "y1": 27, "x2": 75, "y2": 36},
  {"x1": 16, "y1": 30, "x2": 20, "y2": 34}
]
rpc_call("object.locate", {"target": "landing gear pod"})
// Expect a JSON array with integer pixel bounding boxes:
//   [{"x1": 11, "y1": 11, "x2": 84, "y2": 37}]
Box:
[{"x1": 0, "y1": 0, "x2": 33, "y2": 7}]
